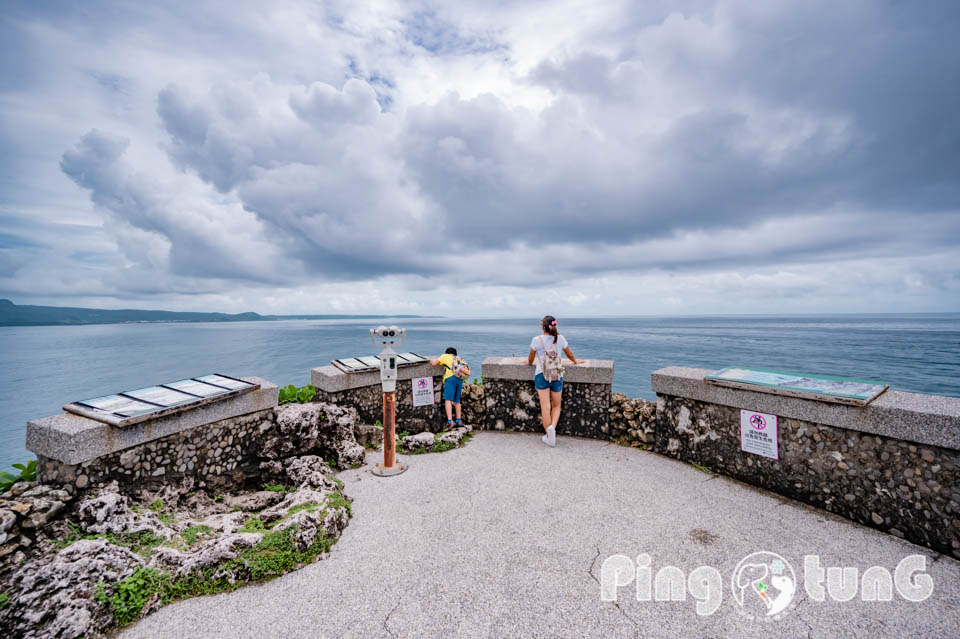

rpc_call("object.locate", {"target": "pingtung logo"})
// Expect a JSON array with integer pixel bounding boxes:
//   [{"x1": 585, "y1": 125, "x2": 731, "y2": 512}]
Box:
[
  {"x1": 731, "y1": 552, "x2": 797, "y2": 620},
  {"x1": 599, "y1": 551, "x2": 934, "y2": 620}
]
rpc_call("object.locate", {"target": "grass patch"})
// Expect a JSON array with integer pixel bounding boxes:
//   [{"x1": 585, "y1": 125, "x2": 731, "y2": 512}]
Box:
[
  {"x1": 331, "y1": 477, "x2": 344, "y2": 491},
  {"x1": 408, "y1": 447, "x2": 429, "y2": 455},
  {"x1": 285, "y1": 501, "x2": 320, "y2": 518},
  {"x1": 96, "y1": 526, "x2": 340, "y2": 625},
  {"x1": 363, "y1": 440, "x2": 380, "y2": 451},
  {"x1": 0, "y1": 592, "x2": 9, "y2": 610},
  {"x1": 237, "y1": 516, "x2": 266, "y2": 533},
  {"x1": 325, "y1": 492, "x2": 352, "y2": 517},
  {"x1": 432, "y1": 441, "x2": 457, "y2": 453},
  {"x1": 96, "y1": 566, "x2": 168, "y2": 626},
  {"x1": 54, "y1": 520, "x2": 166, "y2": 557},
  {"x1": 148, "y1": 499, "x2": 175, "y2": 526},
  {"x1": 690, "y1": 462, "x2": 713, "y2": 473},
  {"x1": 262, "y1": 483, "x2": 295, "y2": 493},
  {"x1": 180, "y1": 525, "x2": 213, "y2": 547},
  {"x1": 396, "y1": 431, "x2": 410, "y2": 440}
]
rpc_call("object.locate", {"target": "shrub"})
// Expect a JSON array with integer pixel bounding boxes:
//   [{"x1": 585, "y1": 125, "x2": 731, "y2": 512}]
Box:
[{"x1": 0, "y1": 459, "x2": 37, "y2": 493}]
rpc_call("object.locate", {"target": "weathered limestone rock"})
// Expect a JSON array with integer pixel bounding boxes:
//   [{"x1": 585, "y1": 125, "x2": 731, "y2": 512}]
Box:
[
  {"x1": 609, "y1": 393, "x2": 657, "y2": 443},
  {"x1": 261, "y1": 403, "x2": 365, "y2": 467},
  {"x1": 401, "y1": 432, "x2": 436, "y2": 452},
  {"x1": 224, "y1": 491, "x2": 284, "y2": 512},
  {"x1": 149, "y1": 533, "x2": 263, "y2": 577},
  {"x1": 0, "y1": 538, "x2": 141, "y2": 639},
  {"x1": 76, "y1": 483, "x2": 171, "y2": 539}
]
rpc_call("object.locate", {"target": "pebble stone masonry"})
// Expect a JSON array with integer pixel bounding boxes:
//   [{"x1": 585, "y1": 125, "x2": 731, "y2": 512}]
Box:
[
  {"x1": 652, "y1": 366, "x2": 960, "y2": 558},
  {"x1": 481, "y1": 357, "x2": 614, "y2": 437}
]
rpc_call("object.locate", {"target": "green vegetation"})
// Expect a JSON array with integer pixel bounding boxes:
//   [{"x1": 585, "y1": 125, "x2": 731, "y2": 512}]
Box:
[
  {"x1": 278, "y1": 384, "x2": 316, "y2": 405},
  {"x1": 471, "y1": 376, "x2": 484, "y2": 386},
  {"x1": 374, "y1": 419, "x2": 383, "y2": 428},
  {"x1": 96, "y1": 567, "x2": 168, "y2": 626},
  {"x1": 179, "y1": 525, "x2": 213, "y2": 547},
  {"x1": 54, "y1": 520, "x2": 165, "y2": 557},
  {"x1": 96, "y1": 519, "x2": 344, "y2": 626},
  {"x1": 331, "y1": 477, "x2": 344, "y2": 491},
  {"x1": 396, "y1": 431, "x2": 410, "y2": 440},
  {"x1": 284, "y1": 501, "x2": 320, "y2": 518},
  {"x1": 363, "y1": 440, "x2": 380, "y2": 451},
  {"x1": 148, "y1": 499, "x2": 175, "y2": 526},
  {"x1": 0, "y1": 592, "x2": 10, "y2": 610},
  {"x1": 690, "y1": 462, "x2": 713, "y2": 473},
  {"x1": 237, "y1": 516, "x2": 266, "y2": 533},
  {"x1": 0, "y1": 458, "x2": 37, "y2": 494},
  {"x1": 325, "y1": 492, "x2": 352, "y2": 517},
  {"x1": 262, "y1": 483, "x2": 295, "y2": 493}
]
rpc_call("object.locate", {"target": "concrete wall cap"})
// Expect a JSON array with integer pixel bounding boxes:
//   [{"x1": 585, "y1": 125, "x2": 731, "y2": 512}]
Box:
[{"x1": 481, "y1": 357, "x2": 614, "y2": 384}]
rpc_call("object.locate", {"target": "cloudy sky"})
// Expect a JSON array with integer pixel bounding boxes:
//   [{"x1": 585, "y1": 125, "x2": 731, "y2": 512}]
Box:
[{"x1": 1, "y1": 1, "x2": 958, "y2": 317}]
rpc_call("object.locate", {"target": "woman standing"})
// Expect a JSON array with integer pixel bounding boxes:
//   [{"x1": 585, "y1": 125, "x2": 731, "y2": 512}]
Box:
[{"x1": 528, "y1": 315, "x2": 581, "y2": 447}]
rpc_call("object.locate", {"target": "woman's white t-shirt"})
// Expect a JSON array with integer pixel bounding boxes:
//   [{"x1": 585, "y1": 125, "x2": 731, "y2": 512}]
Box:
[{"x1": 530, "y1": 333, "x2": 568, "y2": 376}]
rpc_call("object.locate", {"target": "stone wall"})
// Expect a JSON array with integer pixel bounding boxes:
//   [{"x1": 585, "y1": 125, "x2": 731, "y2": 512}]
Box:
[
  {"x1": 35, "y1": 408, "x2": 275, "y2": 494},
  {"x1": 652, "y1": 366, "x2": 960, "y2": 558},
  {"x1": 312, "y1": 360, "x2": 485, "y2": 433},
  {"x1": 480, "y1": 357, "x2": 614, "y2": 437}
]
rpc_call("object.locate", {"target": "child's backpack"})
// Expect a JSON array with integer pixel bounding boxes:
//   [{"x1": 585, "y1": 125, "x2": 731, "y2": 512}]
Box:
[
  {"x1": 538, "y1": 335, "x2": 565, "y2": 382},
  {"x1": 450, "y1": 356, "x2": 471, "y2": 380}
]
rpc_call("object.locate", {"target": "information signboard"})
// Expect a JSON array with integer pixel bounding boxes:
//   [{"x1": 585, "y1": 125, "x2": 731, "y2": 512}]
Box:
[{"x1": 705, "y1": 367, "x2": 888, "y2": 406}]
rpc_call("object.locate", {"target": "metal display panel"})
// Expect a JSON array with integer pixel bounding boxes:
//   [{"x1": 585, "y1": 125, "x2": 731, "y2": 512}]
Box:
[
  {"x1": 124, "y1": 385, "x2": 197, "y2": 408},
  {"x1": 64, "y1": 374, "x2": 260, "y2": 427},
  {"x1": 194, "y1": 374, "x2": 257, "y2": 391},
  {"x1": 704, "y1": 367, "x2": 889, "y2": 406},
  {"x1": 77, "y1": 394, "x2": 159, "y2": 418},
  {"x1": 164, "y1": 378, "x2": 231, "y2": 398},
  {"x1": 331, "y1": 352, "x2": 430, "y2": 374}
]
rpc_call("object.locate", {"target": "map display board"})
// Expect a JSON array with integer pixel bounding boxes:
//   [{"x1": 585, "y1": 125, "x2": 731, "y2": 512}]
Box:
[
  {"x1": 705, "y1": 367, "x2": 888, "y2": 406},
  {"x1": 331, "y1": 352, "x2": 428, "y2": 373},
  {"x1": 65, "y1": 374, "x2": 259, "y2": 427}
]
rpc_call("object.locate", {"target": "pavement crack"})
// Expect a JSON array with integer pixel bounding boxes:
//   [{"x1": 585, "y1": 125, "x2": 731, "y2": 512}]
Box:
[
  {"x1": 383, "y1": 596, "x2": 402, "y2": 638},
  {"x1": 588, "y1": 546, "x2": 640, "y2": 633}
]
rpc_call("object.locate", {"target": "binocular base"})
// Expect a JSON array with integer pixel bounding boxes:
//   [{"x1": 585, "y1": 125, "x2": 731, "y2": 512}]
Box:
[{"x1": 372, "y1": 462, "x2": 408, "y2": 477}]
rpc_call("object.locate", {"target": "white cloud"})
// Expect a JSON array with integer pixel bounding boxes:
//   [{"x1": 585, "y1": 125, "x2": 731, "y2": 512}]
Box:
[{"x1": 0, "y1": 0, "x2": 958, "y2": 315}]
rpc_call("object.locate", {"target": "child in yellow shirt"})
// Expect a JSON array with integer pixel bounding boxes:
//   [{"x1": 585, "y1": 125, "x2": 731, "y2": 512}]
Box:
[{"x1": 431, "y1": 347, "x2": 463, "y2": 430}]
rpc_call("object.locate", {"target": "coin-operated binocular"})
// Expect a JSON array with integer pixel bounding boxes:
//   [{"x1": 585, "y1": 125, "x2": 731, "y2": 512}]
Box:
[
  {"x1": 370, "y1": 325, "x2": 407, "y2": 477},
  {"x1": 370, "y1": 325, "x2": 405, "y2": 393}
]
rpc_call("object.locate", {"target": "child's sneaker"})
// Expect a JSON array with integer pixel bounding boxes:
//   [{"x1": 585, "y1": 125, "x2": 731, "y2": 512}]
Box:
[
  {"x1": 455, "y1": 418, "x2": 464, "y2": 428},
  {"x1": 444, "y1": 419, "x2": 454, "y2": 431}
]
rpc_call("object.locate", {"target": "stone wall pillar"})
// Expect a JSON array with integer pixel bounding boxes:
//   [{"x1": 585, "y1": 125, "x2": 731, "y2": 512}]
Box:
[{"x1": 480, "y1": 357, "x2": 614, "y2": 438}]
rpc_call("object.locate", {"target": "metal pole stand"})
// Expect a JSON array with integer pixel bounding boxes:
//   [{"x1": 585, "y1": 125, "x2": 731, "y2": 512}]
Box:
[
  {"x1": 372, "y1": 390, "x2": 407, "y2": 476},
  {"x1": 370, "y1": 325, "x2": 408, "y2": 477}
]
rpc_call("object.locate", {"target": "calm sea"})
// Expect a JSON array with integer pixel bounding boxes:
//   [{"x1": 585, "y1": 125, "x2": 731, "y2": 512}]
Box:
[{"x1": 1, "y1": 314, "x2": 958, "y2": 472}]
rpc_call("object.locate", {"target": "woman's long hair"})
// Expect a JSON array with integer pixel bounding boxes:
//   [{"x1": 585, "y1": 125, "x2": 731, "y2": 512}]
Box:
[{"x1": 542, "y1": 315, "x2": 559, "y2": 344}]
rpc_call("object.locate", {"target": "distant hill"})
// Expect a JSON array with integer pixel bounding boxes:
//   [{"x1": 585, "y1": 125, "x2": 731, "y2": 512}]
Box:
[{"x1": 0, "y1": 299, "x2": 431, "y2": 326}]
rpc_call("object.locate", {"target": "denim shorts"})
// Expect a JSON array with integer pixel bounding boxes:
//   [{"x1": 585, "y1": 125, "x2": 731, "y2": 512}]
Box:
[
  {"x1": 534, "y1": 373, "x2": 563, "y2": 392},
  {"x1": 443, "y1": 376, "x2": 463, "y2": 403}
]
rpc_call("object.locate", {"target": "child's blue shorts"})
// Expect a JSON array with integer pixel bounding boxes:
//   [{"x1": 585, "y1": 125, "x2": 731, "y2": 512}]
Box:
[
  {"x1": 443, "y1": 376, "x2": 463, "y2": 403},
  {"x1": 534, "y1": 373, "x2": 563, "y2": 392}
]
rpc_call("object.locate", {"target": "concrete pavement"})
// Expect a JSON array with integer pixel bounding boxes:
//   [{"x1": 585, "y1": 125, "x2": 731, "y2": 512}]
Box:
[{"x1": 119, "y1": 432, "x2": 960, "y2": 638}]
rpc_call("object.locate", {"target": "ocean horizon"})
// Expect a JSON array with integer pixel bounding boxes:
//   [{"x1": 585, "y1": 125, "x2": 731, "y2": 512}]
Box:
[{"x1": 2, "y1": 312, "x2": 958, "y2": 471}]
